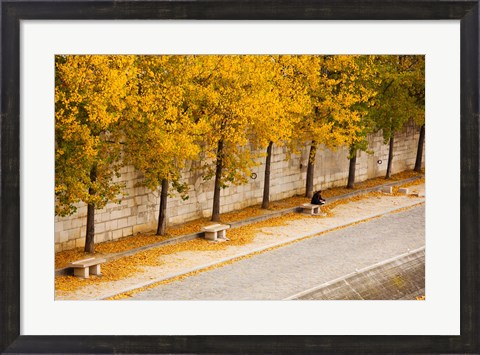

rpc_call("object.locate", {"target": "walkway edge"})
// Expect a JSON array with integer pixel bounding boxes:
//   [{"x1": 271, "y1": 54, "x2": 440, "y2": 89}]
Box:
[{"x1": 97, "y1": 200, "x2": 425, "y2": 301}]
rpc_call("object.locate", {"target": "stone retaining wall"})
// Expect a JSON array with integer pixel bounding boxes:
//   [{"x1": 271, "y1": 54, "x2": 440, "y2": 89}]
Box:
[{"x1": 55, "y1": 122, "x2": 424, "y2": 252}]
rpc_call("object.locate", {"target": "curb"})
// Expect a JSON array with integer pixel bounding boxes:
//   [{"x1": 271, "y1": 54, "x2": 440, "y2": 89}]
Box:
[
  {"x1": 55, "y1": 175, "x2": 423, "y2": 277},
  {"x1": 97, "y1": 200, "x2": 425, "y2": 300}
]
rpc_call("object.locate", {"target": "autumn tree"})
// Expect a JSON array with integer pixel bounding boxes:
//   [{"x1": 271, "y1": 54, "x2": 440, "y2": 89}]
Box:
[
  {"x1": 248, "y1": 55, "x2": 310, "y2": 209},
  {"x1": 188, "y1": 55, "x2": 264, "y2": 222},
  {"x1": 55, "y1": 55, "x2": 137, "y2": 253},
  {"x1": 341, "y1": 56, "x2": 379, "y2": 189},
  {"x1": 414, "y1": 122, "x2": 425, "y2": 172},
  {"x1": 296, "y1": 55, "x2": 375, "y2": 197},
  {"x1": 122, "y1": 55, "x2": 201, "y2": 235},
  {"x1": 370, "y1": 55, "x2": 425, "y2": 178},
  {"x1": 411, "y1": 57, "x2": 426, "y2": 172}
]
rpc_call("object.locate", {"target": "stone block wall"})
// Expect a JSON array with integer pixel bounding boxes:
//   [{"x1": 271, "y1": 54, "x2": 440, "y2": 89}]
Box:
[{"x1": 55, "y1": 122, "x2": 424, "y2": 252}]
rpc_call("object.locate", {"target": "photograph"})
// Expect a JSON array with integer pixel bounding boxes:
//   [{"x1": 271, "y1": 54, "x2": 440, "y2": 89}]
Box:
[
  {"x1": 54, "y1": 54, "x2": 426, "y2": 301},
  {"x1": 2, "y1": 0, "x2": 478, "y2": 352}
]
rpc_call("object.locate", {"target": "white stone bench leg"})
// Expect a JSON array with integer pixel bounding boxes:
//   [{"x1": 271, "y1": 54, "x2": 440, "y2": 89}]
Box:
[
  {"x1": 204, "y1": 231, "x2": 217, "y2": 241},
  {"x1": 303, "y1": 206, "x2": 319, "y2": 215},
  {"x1": 90, "y1": 264, "x2": 101, "y2": 275},
  {"x1": 74, "y1": 267, "x2": 89, "y2": 278},
  {"x1": 218, "y1": 229, "x2": 226, "y2": 239}
]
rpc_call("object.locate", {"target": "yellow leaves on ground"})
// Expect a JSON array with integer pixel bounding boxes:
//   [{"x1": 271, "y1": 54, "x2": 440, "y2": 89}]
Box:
[
  {"x1": 97, "y1": 234, "x2": 172, "y2": 254},
  {"x1": 56, "y1": 197, "x2": 351, "y2": 294},
  {"x1": 55, "y1": 252, "x2": 156, "y2": 293},
  {"x1": 55, "y1": 171, "x2": 424, "y2": 294},
  {"x1": 58, "y1": 212, "x2": 307, "y2": 295},
  {"x1": 55, "y1": 234, "x2": 171, "y2": 269},
  {"x1": 220, "y1": 205, "x2": 272, "y2": 222},
  {"x1": 392, "y1": 177, "x2": 425, "y2": 197},
  {"x1": 55, "y1": 251, "x2": 95, "y2": 270},
  {"x1": 267, "y1": 196, "x2": 313, "y2": 211},
  {"x1": 321, "y1": 195, "x2": 370, "y2": 217},
  {"x1": 55, "y1": 170, "x2": 424, "y2": 269},
  {"x1": 323, "y1": 170, "x2": 423, "y2": 199}
]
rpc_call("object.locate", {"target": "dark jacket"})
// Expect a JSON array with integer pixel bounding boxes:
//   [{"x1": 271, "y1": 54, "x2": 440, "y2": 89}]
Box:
[{"x1": 311, "y1": 191, "x2": 326, "y2": 205}]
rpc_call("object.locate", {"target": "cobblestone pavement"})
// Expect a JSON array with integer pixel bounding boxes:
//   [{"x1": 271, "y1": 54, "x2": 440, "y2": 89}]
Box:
[{"x1": 130, "y1": 204, "x2": 425, "y2": 300}]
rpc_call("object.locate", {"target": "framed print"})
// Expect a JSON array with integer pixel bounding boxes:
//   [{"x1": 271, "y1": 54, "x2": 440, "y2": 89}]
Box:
[{"x1": 1, "y1": 0, "x2": 479, "y2": 353}]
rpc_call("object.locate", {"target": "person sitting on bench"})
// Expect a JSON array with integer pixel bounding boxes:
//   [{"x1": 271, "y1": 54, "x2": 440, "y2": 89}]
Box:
[{"x1": 311, "y1": 190, "x2": 326, "y2": 205}]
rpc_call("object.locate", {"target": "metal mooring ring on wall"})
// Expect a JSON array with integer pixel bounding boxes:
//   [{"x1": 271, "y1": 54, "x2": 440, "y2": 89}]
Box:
[
  {"x1": 250, "y1": 173, "x2": 257, "y2": 180},
  {"x1": 377, "y1": 160, "x2": 383, "y2": 164}
]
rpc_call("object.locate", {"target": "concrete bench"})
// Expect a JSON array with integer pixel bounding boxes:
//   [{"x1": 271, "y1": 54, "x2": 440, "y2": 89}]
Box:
[
  {"x1": 402, "y1": 188, "x2": 425, "y2": 197},
  {"x1": 202, "y1": 223, "x2": 230, "y2": 241},
  {"x1": 69, "y1": 257, "x2": 106, "y2": 278},
  {"x1": 381, "y1": 186, "x2": 393, "y2": 193},
  {"x1": 301, "y1": 203, "x2": 322, "y2": 215}
]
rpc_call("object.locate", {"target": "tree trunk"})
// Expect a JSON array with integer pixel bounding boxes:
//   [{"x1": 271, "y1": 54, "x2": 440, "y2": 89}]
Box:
[
  {"x1": 212, "y1": 139, "x2": 224, "y2": 222},
  {"x1": 261, "y1": 141, "x2": 274, "y2": 209},
  {"x1": 347, "y1": 147, "x2": 357, "y2": 189},
  {"x1": 305, "y1": 141, "x2": 317, "y2": 198},
  {"x1": 414, "y1": 124, "x2": 425, "y2": 172},
  {"x1": 84, "y1": 166, "x2": 97, "y2": 253},
  {"x1": 386, "y1": 135, "x2": 395, "y2": 179},
  {"x1": 156, "y1": 178, "x2": 169, "y2": 235}
]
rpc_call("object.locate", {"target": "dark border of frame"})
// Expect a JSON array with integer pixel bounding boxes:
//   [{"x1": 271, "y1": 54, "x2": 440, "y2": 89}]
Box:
[{"x1": 1, "y1": 1, "x2": 478, "y2": 353}]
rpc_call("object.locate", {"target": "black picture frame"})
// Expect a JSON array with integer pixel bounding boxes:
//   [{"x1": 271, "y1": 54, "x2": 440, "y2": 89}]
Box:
[{"x1": 1, "y1": 1, "x2": 478, "y2": 353}]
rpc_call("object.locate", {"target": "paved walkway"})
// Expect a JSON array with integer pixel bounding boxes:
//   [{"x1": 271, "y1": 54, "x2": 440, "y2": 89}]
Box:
[
  {"x1": 130, "y1": 204, "x2": 425, "y2": 300},
  {"x1": 56, "y1": 183, "x2": 425, "y2": 300}
]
